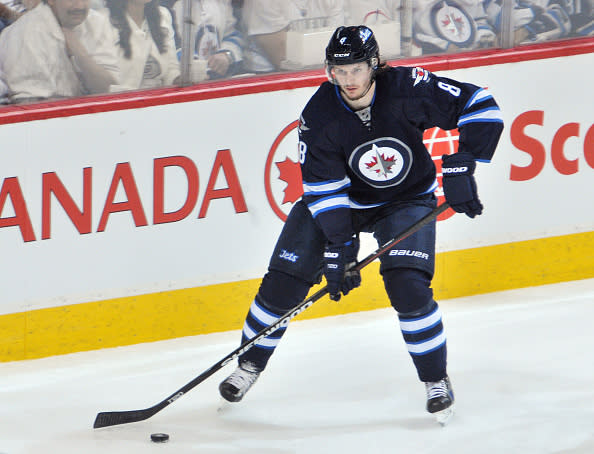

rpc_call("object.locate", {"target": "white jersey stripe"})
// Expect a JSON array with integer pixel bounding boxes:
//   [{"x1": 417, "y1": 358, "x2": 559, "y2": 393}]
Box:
[
  {"x1": 464, "y1": 88, "x2": 493, "y2": 110},
  {"x1": 349, "y1": 199, "x2": 386, "y2": 209},
  {"x1": 303, "y1": 176, "x2": 351, "y2": 196},
  {"x1": 458, "y1": 107, "x2": 503, "y2": 126},
  {"x1": 307, "y1": 194, "x2": 350, "y2": 217}
]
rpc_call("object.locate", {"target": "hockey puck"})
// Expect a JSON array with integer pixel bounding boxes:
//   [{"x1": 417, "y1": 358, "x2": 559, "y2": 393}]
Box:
[{"x1": 150, "y1": 433, "x2": 169, "y2": 443}]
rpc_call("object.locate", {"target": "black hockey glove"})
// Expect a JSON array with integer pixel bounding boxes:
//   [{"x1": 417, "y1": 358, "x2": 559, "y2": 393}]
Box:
[
  {"x1": 323, "y1": 237, "x2": 361, "y2": 301},
  {"x1": 441, "y1": 152, "x2": 483, "y2": 218}
]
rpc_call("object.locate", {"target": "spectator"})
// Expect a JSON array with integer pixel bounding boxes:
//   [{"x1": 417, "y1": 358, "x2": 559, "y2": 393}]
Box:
[
  {"x1": 463, "y1": 0, "x2": 498, "y2": 47},
  {"x1": 104, "y1": 0, "x2": 180, "y2": 91},
  {"x1": 0, "y1": 69, "x2": 8, "y2": 103},
  {"x1": 0, "y1": 0, "x2": 119, "y2": 104},
  {"x1": 1, "y1": 0, "x2": 24, "y2": 13},
  {"x1": 159, "y1": 0, "x2": 180, "y2": 47},
  {"x1": 1, "y1": 0, "x2": 41, "y2": 16},
  {"x1": 240, "y1": 0, "x2": 344, "y2": 73},
  {"x1": 0, "y1": 1, "x2": 19, "y2": 32},
  {"x1": 1, "y1": 1, "x2": 42, "y2": 34},
  {"x1": 172, "y1": 0, "x2": 244, "y2": 80},
  {"x1": 485, "y1": 0, "x2": 576, "y2": 44},
  {"x1": 568, "y1": 0, "x2": 593, "y2": 36},
  {"x1": 22, "y1": 0, "x2": 40, "y2": 8}
]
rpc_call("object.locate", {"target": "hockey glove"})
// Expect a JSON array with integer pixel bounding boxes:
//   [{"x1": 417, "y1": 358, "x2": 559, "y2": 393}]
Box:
[
  {"x1": 441, "y1": 152, "x2": 483, "y2": 218},
  {"x1": 323, "y1": 237, "x2": 361, "y2": 302}
]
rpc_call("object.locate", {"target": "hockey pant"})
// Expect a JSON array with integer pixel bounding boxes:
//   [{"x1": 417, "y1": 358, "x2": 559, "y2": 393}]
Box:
[{"x1": 238, "y1": 198, "x2": 448, "y2": 382}]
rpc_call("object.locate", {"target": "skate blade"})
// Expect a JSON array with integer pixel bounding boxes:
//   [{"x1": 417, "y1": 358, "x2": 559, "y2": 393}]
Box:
[
  {"x1": 434, "y1": 405, "x2": 454, "y2": 426},
  {"x1": 217, "y1": 397, "x2": 232, "y2": 413}
]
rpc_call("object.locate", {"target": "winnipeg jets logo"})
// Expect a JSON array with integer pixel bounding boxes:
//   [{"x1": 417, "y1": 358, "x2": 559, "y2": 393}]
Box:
[
  {"x1": 412, "y1": 67, "x2": 430, "y2": 87},
  {"x1": 349, "y1": 138, "x2": 412, "y2": 188},
  {"x1": 359, "y1": 27, "x2": 372, "y2": 42},
  {"x1": 441, "y1": 13, "x2": 465, "y2": 35},
  {"x1": 365, "y1": 144, "x2": 396, "y2": 177},
  {"x1": 432, "y1": 2, "x2": 475, "y2": 46}
]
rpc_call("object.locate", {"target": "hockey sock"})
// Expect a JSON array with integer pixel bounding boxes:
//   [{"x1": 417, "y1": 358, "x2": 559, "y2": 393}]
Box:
[
  {"x1": 239, "y1": 270, "x2": 311, "y2": 370},
  {"x1": 398, "y1": 300, "x2": 448, "y2": 382},
  {"x1": 382, "y1": 268, "x2": 447, "y2": 382}
]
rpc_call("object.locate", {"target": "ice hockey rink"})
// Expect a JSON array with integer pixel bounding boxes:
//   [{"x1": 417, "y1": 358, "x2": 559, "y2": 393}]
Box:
[{"x1": 1, "y1": 278, "x2": 593, "y2": 454}]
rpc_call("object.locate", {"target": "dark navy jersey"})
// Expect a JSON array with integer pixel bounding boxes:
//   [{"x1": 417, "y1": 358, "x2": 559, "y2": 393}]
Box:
[{"x1": 298, "y1": 65, "x2": 504, "y2": 245}]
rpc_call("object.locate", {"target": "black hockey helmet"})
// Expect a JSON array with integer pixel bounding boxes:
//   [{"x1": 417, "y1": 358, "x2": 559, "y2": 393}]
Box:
[{"x1": 325, "y1": 25, "x2": 379, "y2": 68}]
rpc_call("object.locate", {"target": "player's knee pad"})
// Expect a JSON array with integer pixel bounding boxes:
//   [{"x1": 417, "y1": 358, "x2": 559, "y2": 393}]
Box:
[
  {"x1": 258, "y1": 269, "x2": 312, "y2": 314},
  {"x1": 382, "y1": 267, "x2": 433, "y2": 314}
]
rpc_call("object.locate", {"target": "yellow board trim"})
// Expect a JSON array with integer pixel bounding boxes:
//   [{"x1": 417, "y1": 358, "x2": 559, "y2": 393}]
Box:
[{"x1": 1, "y1": 231, "x2": 592, "y2": 362}]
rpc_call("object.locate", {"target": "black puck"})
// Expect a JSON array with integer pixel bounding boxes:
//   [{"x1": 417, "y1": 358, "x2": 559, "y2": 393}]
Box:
[{"x1": 150, "y1": 433, "x2": 169, "y2": 443}]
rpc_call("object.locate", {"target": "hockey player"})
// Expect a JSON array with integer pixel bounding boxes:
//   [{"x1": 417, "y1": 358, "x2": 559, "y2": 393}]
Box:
[{"x1": 219, "y1": 25, "x2": 503, "y2": 423}]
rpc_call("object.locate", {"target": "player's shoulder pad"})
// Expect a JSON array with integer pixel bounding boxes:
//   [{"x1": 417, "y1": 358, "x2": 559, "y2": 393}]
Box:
[
  {"x1": 300, "y1": 81, "x2": 338, "y2": 133},
  {"x1": 381, "y1": 66, "x2": 433, "y2": 90}
]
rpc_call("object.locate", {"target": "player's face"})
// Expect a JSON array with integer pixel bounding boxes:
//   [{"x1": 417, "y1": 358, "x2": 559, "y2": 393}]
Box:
[
  {"x1": 332, "y1": 63, "x2": 374, "y2": 101},
  {"x1": 48, "y1": 0, "x2": 90, "y2": 28}
]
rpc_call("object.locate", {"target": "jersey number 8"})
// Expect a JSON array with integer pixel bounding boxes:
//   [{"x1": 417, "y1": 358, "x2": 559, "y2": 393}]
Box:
[
  {"x1": 299, "y1": 141, "x2": 307, "y2": 164},
  {"x1": 438, "y1": 82, "x2": 461, "y2": 97}
]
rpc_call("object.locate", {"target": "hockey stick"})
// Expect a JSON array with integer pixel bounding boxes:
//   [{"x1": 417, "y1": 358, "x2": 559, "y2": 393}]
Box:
[{"x1": 93, "y1": 202, "x2": 450, "y2": 428}]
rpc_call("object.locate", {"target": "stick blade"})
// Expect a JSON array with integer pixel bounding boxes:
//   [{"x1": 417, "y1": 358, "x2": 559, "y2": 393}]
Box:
[{"x1": 93, "y1": 408, "x2": 156, "y2": 428}]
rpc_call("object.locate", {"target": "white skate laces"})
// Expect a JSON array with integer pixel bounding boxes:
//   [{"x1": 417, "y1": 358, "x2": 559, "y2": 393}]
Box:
[
  {"x1": 424, "y1": 376, "x2": 455, "y2": 425},
  {"x1": 219, "y1": 361, "x2": 261, "y2": 403}
]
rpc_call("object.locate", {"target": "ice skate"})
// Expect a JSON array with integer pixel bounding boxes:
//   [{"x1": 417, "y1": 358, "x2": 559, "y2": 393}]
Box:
[
  {"x1": 219, "y1": 361, "x2": 261, "y2": 403},
  {"x1": 425, "y1": 376, "x2": 454, "y2": 425}
]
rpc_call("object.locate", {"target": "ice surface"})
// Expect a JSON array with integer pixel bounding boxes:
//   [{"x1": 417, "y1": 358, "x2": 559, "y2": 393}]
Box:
[{"x1": 1, "y1": 279, "x2": 593, "y2": 454}]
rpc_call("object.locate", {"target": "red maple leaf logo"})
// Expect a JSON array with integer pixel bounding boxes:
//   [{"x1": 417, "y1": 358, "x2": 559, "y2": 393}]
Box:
[
  {"x1": 365, "y1": 153, "x2": 396, "y2": 177},
  {"x1": 276, "y1": 157, "x2": 303, "y2": 204}
]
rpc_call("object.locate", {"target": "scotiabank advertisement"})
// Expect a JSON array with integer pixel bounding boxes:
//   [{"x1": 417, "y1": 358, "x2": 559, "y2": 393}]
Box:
[{"x1": 0, "y1": 52, "x2": 592, "y2": 314}]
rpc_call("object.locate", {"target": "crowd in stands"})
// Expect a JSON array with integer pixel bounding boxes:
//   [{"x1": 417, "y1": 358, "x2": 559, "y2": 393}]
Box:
[{"x1": 0, "y1": 0, "x2": 592, "y2": 105}]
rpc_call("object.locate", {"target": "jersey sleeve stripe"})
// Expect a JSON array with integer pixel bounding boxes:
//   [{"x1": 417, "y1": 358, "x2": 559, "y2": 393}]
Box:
[
  {"x1": 307, "y1": 194, "x2": 350, "y2": 218},
  {"x1": 349, "y1": 199, "x2": 386, "y2": 209},
  {"x1": 463, "y1": 87, "x2": 494, "y2": 110},
  {"x1": 417, "y1": 179, "x2": 438, "y2": 195},
  {"x1": 303, "y1": 176, "x2": 351, "y2": 196},
  {"x1": 457, "y1": 106, "x2": 503, "y2": 127}
]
